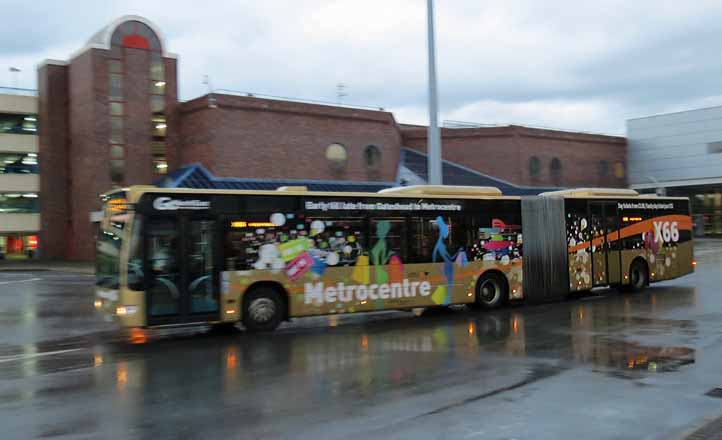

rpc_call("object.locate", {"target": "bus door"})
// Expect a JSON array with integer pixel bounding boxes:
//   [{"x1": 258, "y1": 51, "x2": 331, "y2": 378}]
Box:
[
  {"x1": 590, "y1": 202, "x2": 622, "y2": 286},
  {"x1": 145, "y1": 217, "x2": 220, "y2": 325}
]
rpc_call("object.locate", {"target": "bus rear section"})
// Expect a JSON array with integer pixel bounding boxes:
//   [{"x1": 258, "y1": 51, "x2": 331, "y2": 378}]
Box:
[
  {"x1": 519, "y1": 189, "x2": 693, "y2": 303},
  {"x1": 564, "y1": 191, "x2": 693, "y2": 291}
]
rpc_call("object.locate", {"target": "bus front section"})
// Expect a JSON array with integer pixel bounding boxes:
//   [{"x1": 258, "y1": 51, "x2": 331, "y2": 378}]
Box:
[{"x1": 95, "y1": 191, "x2": 146, "y2": 328}]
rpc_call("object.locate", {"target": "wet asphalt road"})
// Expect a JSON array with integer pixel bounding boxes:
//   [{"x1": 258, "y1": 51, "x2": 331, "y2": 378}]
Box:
[{"x1": 1, "y1": 246, "x2": 722, "y2": 439}]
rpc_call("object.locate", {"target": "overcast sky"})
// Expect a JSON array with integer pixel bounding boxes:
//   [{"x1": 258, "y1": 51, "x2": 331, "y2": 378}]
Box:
[{"x1": 3, "y1": 0, "x2": 722, "y2": 134}]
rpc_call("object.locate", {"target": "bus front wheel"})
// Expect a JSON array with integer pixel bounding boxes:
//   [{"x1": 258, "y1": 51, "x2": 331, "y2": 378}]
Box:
[
  {"x1": 242, "y1": 286, "x2": 284, "y2": 332},
  {"x1": 473, "y1": 272, "x2": 508, "y2": 309}
]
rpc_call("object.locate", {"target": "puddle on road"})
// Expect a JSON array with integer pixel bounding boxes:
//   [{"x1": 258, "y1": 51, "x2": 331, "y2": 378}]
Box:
[{"x1": 592, "y1": 339, "x2": 695, "y2": 379}]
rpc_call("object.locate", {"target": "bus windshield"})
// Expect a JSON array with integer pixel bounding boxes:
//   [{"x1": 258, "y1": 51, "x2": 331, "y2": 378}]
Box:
[{"x1": 96, "y1": 191, "x2": 130, "y2": 289}]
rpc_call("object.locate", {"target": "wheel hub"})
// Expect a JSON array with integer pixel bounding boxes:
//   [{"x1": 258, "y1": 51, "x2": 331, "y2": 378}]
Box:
[
  {"x1": 249, "y1": 298, "x2": 276, "y2": 323},
  {"x1": 480, "y1": 280, "x2": 499, "y2": 303}
]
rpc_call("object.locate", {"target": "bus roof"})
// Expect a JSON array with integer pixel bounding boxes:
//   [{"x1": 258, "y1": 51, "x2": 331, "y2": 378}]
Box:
[
  {"x1": 114, "y1": 184, "x2": 688, "y2": 204},
  {"x1": 539, "y1": 187, "x2": 687, "y2": 200},
  {"x1": 122, "y1": 184, "x2": 519, "y2": 203}
]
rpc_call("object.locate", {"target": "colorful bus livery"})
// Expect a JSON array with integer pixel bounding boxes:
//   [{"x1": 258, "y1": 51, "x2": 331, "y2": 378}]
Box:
[
  {"x1": 559, "y1": 190, "x2": 694, "y2": 293},
  {"x1": 95, "y1": 186, "x2": 693, "y2": 331}
]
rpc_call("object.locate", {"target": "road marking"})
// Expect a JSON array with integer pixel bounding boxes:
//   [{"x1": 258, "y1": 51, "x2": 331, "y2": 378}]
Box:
[
  {"x1": 0, "y1": 348, "x2": 82, "y2": 364},
  {"x1": 0, "y1": 277, "x2": 42, "y2": 285}
]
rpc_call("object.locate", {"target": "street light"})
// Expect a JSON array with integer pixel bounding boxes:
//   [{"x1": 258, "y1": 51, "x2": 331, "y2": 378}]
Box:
[{"x1": 426, "y1": 0, "x2": 442, "y2": 185}]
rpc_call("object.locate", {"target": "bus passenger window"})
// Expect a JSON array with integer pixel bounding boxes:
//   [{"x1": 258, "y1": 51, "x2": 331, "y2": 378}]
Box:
[
  {"x1": 305, "y1": 218, "x2": 366, "y2": 266},
  {"x1": 370, "y1": 218, "x2": 407, "y2": 264},
  {"x1": 224, "y1": 217, "x2": 287, "y2": 271},
  {"x1": 409, "y1": 217, "x2": 435, "y2": 263}
]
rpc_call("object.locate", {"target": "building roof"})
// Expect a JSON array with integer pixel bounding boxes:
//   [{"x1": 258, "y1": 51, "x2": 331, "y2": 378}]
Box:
[
  {"x1": 161, "y1": 153, "x2": 558, "y2": 196},
  {"x1": 397, "y1": 148, "x2": 559, "y2": 195},
  {"x1": 85, "y1": 15, "x2": 166, "y2": 55},
  {"x1": 157, "y1": 163, "x2": 394, "y2": 192}
]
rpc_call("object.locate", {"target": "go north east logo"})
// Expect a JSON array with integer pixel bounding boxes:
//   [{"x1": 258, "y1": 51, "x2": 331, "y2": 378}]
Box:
[
  {"x1": 153, "y1": 197, "x2": 210, "y2": 210},
  {"x1": 304, "y1": 280, "x2": 432, "y2": 305}
]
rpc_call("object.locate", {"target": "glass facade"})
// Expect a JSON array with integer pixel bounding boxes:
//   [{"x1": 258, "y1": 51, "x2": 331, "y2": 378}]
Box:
[
  {"x1": 0, "y1": 113, "x2": 37, "y2": 134},
  {"x1": 0, "y1": 193, "x2": 39, "y2": 213},
  {"x1": 106, "y1": 19, "x2": 168, "y2": 181},
  {"x1": 150, "y1": 52, "x2": 167, "y2": 175},
  {"x1": 0, "y1": 152, "x2": 38, "y2": 174},
  {"x1": 664, "y1": 185, "x2": 722, "y2": 236}
]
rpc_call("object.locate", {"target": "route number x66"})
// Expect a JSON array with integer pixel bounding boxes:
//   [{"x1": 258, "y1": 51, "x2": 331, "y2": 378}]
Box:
[{"x1": 653, "y1": 221, "x2": 679, "y2": 243}]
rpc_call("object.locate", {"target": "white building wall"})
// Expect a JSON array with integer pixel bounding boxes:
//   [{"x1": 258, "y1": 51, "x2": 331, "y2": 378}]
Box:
[{"x1": 627, "y1": 106, "x2": 722, "y2": 188}]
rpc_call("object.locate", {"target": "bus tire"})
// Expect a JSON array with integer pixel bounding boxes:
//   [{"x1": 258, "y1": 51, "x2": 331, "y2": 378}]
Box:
[
  {"x1": 623, "y1": 259, "x2": 648, "y2": 293},
  {"x1": 474, "y1": 272, "x2": 508, "y2": 309},
  {"x1": 242, "y1": 286, "x2": 284, "y2": 332}
]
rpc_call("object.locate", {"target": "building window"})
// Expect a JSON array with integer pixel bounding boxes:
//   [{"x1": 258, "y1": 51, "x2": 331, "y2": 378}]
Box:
[
  {"x1": 110, "y1": 159, "x2": 125, "y2": 184},
  {"x1": 110, "y1": 145, "x2": 124, "y2": 160},
  {"x1": 528, "y1": 156, "x2": 540, "y2": 177},
  {"x1": 0, "y1": 113, "x2": 37, "y2": 135},
  {"x1": 598, "y1": 160, "x2": 609, "y2": 178},
  {"x1": 0, "y1": 153, "x2": 38, "y2": 174},
  {"x1": 0, "y1": 193, "x2": 39, "y2": 213},
  {"x1": 109, "y1": 74, "x2": 123, "y2": 100},
  {"x1": 152, "y1": 142, "x2": 168, "y2": 174},
  {"x1": 151, "y1": 95, "x2": 164, "y2": 113},
  {"x1": 364, "y1": 145, "x2": 381, "y2": 169},
  {"x1": 108, "y1": 57, "x2": 125, "y2": 186},
  {"x1": 110, "y1": 116, "x2": 124, "y2": 144},
  {"x1": 326, "y1": 143, "x2": 347, "y2": 168},
  {"x1": 109, "y1": 102, "x2": 123, "y2": 116},
  {"x1": 614, "y1": 162, "x2": 625, "y2": 179},
  {"x1": 550, "y1": 157, "x2": 562, "y2": 184}
]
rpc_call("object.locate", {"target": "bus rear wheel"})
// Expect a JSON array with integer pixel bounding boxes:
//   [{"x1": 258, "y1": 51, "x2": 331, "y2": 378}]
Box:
[
  {"x1": 473, "y1": 272, "x2": 508, "y2": 309},
  {"x1": 622, "y1": 259, "x2": 648, "y2": 293},
  {"x1": 243, "y1": 286, "x2": 284, "y2": 332}
]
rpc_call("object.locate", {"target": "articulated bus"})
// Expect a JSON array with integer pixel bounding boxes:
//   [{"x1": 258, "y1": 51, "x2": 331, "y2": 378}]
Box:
[{"x1": 95, "y1": 185, "x2": 694, "y2": 331}]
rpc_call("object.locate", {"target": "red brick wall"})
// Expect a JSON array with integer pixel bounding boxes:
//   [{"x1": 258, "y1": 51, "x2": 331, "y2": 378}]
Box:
[
  {"x1": 38, "y1": 63, "x2": 70, "y2": 260},
  {"x1": 179, "y1": 94, "x2": 403, "y2": 183},
  {"x1": 514, "y1": 126, "x2": 627, "y2": 188},
  {"x1": 403, "y1": 125, "x2": 627, "y2": 188},
  {"x1": 52, "y1": 47, "x2": 180, "y2": 260},
  {"x1": 67, "y1": 49, "x2": 108, "y2": 260},
  {"x1": 178, "y1": 97, "x2": 215, "y2": 170}
]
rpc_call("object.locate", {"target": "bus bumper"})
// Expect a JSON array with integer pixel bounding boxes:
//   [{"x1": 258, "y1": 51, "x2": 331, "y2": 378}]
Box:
[{"x1": 95, "y1": 287, "x2": 146, "y2": 327}]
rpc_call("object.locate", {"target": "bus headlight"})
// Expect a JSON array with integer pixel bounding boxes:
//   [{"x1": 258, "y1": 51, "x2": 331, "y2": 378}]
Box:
[
  {"x1": 116, "y1": 305, "x2": 138, "y2": 316},
  {"x1": 94, "y1": 299, "x2": 103, "y2": 309}
]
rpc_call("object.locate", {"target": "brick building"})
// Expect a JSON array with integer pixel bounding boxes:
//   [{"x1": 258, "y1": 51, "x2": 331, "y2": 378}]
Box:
[{"x1": 38, "y1": 16, "x2": 627, "y2": 261}]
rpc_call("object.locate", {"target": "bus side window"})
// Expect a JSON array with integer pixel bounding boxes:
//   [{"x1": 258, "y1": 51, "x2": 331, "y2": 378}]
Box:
[
  {"x1": 409, "y1": 216, "x2": 468, "y2": 264},
  {"x1": 409, "y1": 217, "x2": 434, "y2": 263},
  {"x1": 621, "y1": 212, "x2": 646, "y2": 250},
  {"x1": 370, "y1": 218, "x2": 407, "y2": 264},
  {"x1": 305, "y1": 218, "x2": 366, "y2": 266},
  {"x1": 223, "y1": 217, "x2": 288, "y2": 271}
]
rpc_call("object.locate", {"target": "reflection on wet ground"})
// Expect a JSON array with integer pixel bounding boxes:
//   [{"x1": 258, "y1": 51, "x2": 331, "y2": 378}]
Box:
[{"x1": 0, "y1": 251, "x2": 720, "y2": 438}]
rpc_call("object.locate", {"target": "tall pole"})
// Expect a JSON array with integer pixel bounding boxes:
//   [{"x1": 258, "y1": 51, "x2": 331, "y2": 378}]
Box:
[{"x1": 426, "y1": 0, "x2": 442, "y2": 185}]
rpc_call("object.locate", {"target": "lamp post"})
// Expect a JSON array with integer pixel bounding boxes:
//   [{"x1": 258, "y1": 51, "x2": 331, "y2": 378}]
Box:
[{"x1": 426, "y1": 0, "x2": 442, "y2": 185}]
